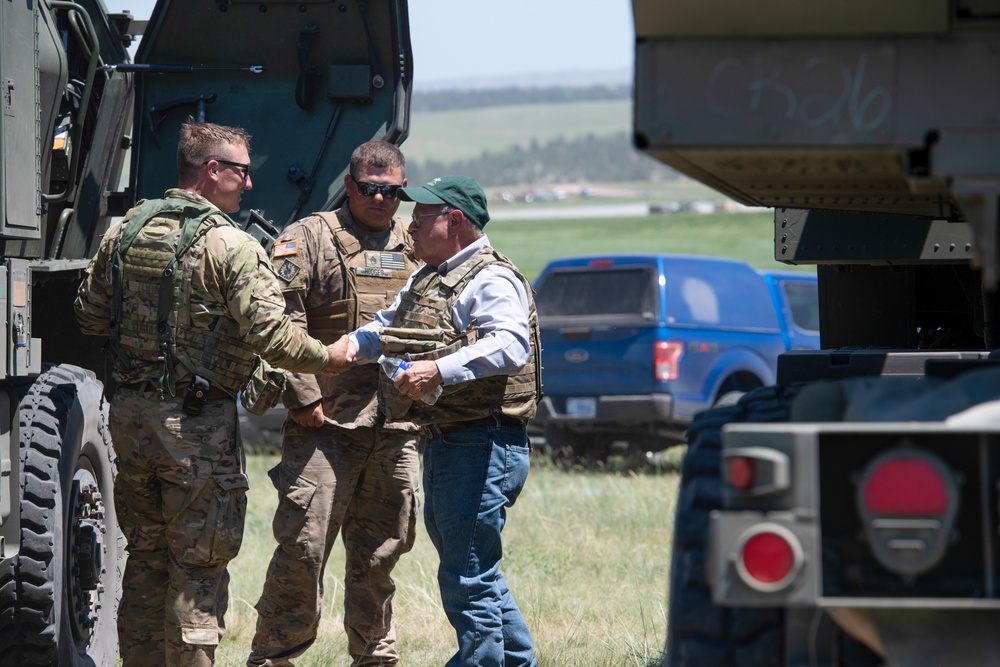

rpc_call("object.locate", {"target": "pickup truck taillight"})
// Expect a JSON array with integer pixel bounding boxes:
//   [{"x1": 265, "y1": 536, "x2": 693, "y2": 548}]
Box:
[
  {"x1": 856, "y1": 445, "x2": 960, "y2": 576},
  {"x1": 654, "y1": 340, "x2": 684, "y2": 381}
]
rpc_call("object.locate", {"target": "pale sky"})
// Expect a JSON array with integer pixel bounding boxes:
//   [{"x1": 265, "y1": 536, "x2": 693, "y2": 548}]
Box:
[{"x1": 121, "y1": 0, "x2": 635, "y2": 88}]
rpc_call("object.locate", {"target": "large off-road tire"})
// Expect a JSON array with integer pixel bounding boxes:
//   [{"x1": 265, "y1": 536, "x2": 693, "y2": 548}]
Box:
[
  {"x1": 0, "y1": 364, "x2": 121, "y2": 666},
  {"x1": 666, "y1": 385, "x2": 800, "y2": 667}
]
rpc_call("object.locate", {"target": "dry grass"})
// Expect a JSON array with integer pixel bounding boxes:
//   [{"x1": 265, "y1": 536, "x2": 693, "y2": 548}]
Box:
[{"x1": 210, "y1": 450, "x2": 681, "y2": 666}]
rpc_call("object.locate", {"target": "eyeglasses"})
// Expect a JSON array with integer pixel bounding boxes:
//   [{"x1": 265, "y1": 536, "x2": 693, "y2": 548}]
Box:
[
  {"x1": 204, "y1": 157, "x2": 250, "y2": 183},
  {"x1": 354, "y1": 180, "x2": 403, "y2": 199},
  {"x1": 410, "y1": 208, "x2": 452, "y2": 227}
]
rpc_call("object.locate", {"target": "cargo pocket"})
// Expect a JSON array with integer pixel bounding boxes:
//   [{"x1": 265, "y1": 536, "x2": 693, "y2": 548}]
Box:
[
  {"x1": 272, "y1": 472, "x2": 320, "y2": 548},
  {"x1": 205, "y1": 471, "x2": 250, "y2": 564}
]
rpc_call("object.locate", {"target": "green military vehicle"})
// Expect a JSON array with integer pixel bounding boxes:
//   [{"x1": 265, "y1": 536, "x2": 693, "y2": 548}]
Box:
[
  {"x1": 0, "y1": 0, "x2": 412, "y2": 663},
  {"x1": 632, "y1": 1, "x2": 1000, "y2": 665}
]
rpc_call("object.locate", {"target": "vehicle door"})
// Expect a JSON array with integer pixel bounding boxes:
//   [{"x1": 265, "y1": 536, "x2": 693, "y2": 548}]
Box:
[{"x1": 132, "y1": 0, "x2": 412, "y2": 233}]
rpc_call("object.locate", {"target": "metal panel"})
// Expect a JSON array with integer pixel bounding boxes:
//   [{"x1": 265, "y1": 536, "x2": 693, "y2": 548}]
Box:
[
  {"x1": 633, "y1": 32, "x2": 1000, "y2": 220},
  {"x1": 775, "y1": 208, "x2": 974, "y2": 264},
  {"x1": 8, "y1": 259, "x2": 40, "y2": 377},
  {"x1": 0, "y1": 0, "x2": 42, "y2": 239},
  {"x1": 631, "y1": 0, "x2": 949, "y2": 38}
]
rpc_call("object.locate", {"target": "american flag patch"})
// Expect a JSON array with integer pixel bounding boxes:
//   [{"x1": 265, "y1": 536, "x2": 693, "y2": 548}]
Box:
[
  {"x1": 365, "y1": 251, "x2": 406, "y2": 271},
  {"x1": 273, "y1": 240, "x2": 298, "y2": 257}
]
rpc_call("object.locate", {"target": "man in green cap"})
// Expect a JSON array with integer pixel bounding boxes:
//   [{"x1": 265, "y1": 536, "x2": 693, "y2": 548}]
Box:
[{"x1": 330, "y1": 175, "x2": 542, "y2": 667}]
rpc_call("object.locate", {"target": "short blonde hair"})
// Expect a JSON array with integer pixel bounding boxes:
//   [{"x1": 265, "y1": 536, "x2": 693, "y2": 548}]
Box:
[{"x1": 177, "y1": 118, "x2": 252, "y2": 181}]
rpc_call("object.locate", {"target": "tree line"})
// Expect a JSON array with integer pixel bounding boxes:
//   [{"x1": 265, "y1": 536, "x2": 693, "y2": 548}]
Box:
[{"x1": 406, "y1": 131, "x2": 678, "y2": 188}]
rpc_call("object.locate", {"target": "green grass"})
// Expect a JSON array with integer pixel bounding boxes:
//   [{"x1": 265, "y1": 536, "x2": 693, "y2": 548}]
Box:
[
  {"x1": 485, "y1": 209, "x2": 810, "y2": 283},
  {"x1": 405, "y1": 99, "x2": 631, "y2": 163},
  {"x1": 211, "y1": 452, "x2": 679, "y2": 667}
]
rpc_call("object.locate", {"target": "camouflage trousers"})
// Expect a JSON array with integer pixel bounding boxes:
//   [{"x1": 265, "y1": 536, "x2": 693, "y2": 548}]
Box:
[
  {"x1": 247, "y1": 419, "x2": 420, "y2": 667},
  {"x1": 110, "y1": 388, "x2": 248, "y2": 667}
]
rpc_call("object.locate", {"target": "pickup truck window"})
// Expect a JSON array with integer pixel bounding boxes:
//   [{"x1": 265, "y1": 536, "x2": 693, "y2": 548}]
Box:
[
  {"x1": 535, "y1": 267, "x2": 657, "y2": 319},
  {"x1": 783, "y1": 281, "x2": 820, "y2": 332},
  {"x1": 663, "y1": 262, "x2": 779, "y2": 329}
]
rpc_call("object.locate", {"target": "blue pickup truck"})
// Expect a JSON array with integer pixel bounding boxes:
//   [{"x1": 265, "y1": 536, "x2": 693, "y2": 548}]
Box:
[{"x1": 532, "y1": 254, "x2": 819, "y2": 463}]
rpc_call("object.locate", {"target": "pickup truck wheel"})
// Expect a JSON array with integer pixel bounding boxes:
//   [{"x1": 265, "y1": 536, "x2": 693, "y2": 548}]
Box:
[
  {"x1": 0, "y1": 365, "x2": 121, "y2": 666},
  {"x1": 666, "y1": 385, "x2": 799, "y2": 667}
]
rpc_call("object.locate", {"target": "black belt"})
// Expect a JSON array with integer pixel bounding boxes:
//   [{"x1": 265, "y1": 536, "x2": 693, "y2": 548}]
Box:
[
  {"x1": 119, "y1": 381, "x2": 232, "y2": 401},
  {"x1": 425, "y1": 413, "x2": 523, "y2": 436}
]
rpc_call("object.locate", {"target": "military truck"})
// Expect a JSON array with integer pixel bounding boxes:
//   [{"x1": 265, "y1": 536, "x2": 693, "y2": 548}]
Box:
[
  {"x1": 0, "y1": 0, "x2": 412, "y2": 663},
  {"x1": 631, "y1": 1, "x2": 1000, "y2": 665}
]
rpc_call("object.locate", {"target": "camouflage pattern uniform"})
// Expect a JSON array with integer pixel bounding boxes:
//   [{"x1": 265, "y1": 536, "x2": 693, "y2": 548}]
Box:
[
  {"x1": 247, "y1": 207, "x2": 421, "y2": 667},
  {"x1": 74, "y1": 188, "x2": 330, "y2": 667}
]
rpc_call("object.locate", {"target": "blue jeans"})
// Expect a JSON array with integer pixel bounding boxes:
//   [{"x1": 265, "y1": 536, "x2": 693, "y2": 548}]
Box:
[{"x1": 423, "y1": 421, "x2": 536, "y2": 667}]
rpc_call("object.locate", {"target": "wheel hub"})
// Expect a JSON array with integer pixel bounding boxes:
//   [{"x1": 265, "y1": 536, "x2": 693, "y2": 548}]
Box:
[{"x1": 68, "y1": 468, "x2": 107, "y2": 641}]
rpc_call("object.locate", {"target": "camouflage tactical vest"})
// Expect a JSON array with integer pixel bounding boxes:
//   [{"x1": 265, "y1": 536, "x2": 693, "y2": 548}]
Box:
[
  {"x1": 377, "y1": 245, "x2": 541, "y2": 425},
  {"x1": 110, "y1": 197, "x2": 257, "y2": 397},
  {"x1": 305, "y1": 211, "x2": 418, "y2": 343}
]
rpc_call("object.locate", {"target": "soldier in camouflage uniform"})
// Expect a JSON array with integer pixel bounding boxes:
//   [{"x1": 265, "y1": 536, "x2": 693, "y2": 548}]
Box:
[
  {"x1": 74, "y1": 120, "x2": 347, "y2": 667},
  {"x1": 246, "y1": 141, "x2": 421, "y2": 667},
  {"x1": 333, "y1": 175, "x2": 543, "y2": 667}
]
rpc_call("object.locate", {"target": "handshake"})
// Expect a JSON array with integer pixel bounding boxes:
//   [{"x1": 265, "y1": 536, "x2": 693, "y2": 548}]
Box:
[{"x1": 321, "y1": 335, "x2": 358, "y2": 376}]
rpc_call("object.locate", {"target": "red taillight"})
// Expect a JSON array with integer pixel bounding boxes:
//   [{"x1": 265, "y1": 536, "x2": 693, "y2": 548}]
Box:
[
  {"x1": 861, "y1": 456, "x2": 949, "y2": 516},
  {"x1": 654, "y1": 341, "x2": 684, "y2": 381},
  {"x1": 735, "y1": 525, "x2": 802, "y2": 591},
  {"x1": 726, "y1": 456, "x2": 756, "y2": 491},
  {"x1": 856, "y1": 446, "x2": 959, "y2": 576},
  {"x1": 589, "y1": 259, "x2": 613, "y2": 267},
  {"x1": 722, "y1": 447, "x2": 790, "y2": 496}
]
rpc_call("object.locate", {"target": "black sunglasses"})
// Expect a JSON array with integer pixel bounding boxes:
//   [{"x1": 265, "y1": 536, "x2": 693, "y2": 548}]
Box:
[
  {"x1": 204, "y1": 157, "x2": 250, "y2": 182},
  {"x1": 354, "y1": 180, "x2": 402, "y2": 199}
]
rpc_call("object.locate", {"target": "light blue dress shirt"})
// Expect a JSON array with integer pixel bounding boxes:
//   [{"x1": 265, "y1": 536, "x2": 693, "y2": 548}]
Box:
[{"x1": 350, "y1": 236, "x2": 531, "y2": 385}]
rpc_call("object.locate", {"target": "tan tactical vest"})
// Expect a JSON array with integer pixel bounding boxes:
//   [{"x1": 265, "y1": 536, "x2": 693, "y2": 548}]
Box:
[
  {"x1": 113, "y1": 197, "x2": 256, "y2": 396},
  {"x1": 305, "y1": 211, "x2": 418, "y2": 343},
  {"x1": 377, "y1": 246, "x2": 541, "y2": 425}
]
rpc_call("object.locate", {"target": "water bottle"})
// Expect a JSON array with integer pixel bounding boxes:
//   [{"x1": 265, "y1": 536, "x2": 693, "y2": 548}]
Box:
[{"x1": 378, "y1": 355, "x2": 442, "y2": 405}]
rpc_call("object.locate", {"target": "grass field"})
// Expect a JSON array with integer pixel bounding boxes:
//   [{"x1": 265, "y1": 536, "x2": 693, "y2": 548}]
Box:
[
  {"x1": 211, "y1": 450, "x2": 682, "y2": 666},
  {"x1": 404, "y1": 99, "x2": 631, "y2": 163},
  {"x1": 485, "y1": 208, "x2": 808, "y2": 283}
]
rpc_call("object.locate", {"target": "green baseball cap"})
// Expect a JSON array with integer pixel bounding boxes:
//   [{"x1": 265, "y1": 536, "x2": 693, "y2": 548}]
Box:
[{"x1": 399, "y1": 175, "x2": 491, "y2": 228}]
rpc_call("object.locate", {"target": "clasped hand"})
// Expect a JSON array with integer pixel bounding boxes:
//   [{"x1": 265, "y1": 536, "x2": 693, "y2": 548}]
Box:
[{"x1": 322, "y1": 335, "x2": 357, "y2": 376}]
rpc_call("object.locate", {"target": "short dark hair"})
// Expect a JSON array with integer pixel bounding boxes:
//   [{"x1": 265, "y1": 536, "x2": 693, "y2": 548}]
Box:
[
  {"x1": 349, "y1": 140, "x2": 405, "y2": 179},
  {"x1": 177, "y1": 118, "x2": 252, "y2": 181}
]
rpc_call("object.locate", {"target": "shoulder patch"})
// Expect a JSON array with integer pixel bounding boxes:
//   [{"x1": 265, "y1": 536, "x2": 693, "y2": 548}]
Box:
[
  {"x1": 276, "y1": 258, "x2": 301, "y2": 282},
  {"x1": 273, "y1": 240, "x2": 298, "y2": 257}
]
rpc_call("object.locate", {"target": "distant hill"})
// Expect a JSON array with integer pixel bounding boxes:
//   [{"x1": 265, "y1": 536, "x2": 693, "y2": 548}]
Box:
[{"x1": 411, "y1": 83, "x2": 630, "y2": 112}]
